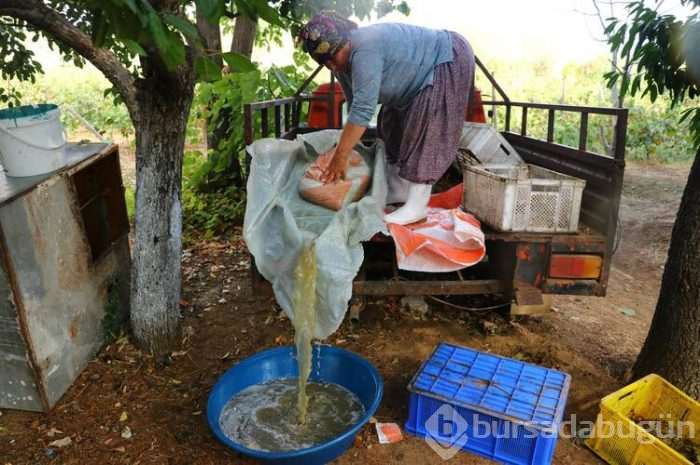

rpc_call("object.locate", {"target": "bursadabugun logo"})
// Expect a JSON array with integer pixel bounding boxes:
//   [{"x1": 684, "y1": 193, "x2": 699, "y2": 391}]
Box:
[
  {"x1": 421, "y1": 409, "x2": 695, "y2": 461},
  {"x1": 582, "y1": 414, "x2": 696, "y2": 445},
  {"x1": 424, "y1": 405, "x2": 470, "y2": 460}
]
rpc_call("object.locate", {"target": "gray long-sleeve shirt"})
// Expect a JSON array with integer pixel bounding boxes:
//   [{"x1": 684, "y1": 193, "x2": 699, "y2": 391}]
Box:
[{"x1": 335, "y1": 23, "x2": 454, "y2": 127}]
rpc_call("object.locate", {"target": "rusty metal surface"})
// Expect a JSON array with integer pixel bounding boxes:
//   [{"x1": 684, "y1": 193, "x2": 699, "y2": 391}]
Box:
[
  {"x1": 0, "y1": 243, "x2": 44, "y2": 411},
  {"x1": 511, "y1": 294, "x2": 553, "y2": 316},
  {"x1": 514, "y1": 285, "x2": 544, "y2": 307},
  {"x1": 543, "y1": 279, "x2": 602, "y2": 296},
  {"x1": 0, "y1": 143, "x2": 109, "y2": 209},
  {"x1": 0, "y1": 146, "x2": 130, "y2": 411},
  {"x1": 352, "y1": 279, "x2": 504, "y2": 296},
  {"x1": 513, "y1": 243, "x2": 548, "y2": 290},
  {"x1": 71, "y1": 151, "x2": 130, "y2": 261}
]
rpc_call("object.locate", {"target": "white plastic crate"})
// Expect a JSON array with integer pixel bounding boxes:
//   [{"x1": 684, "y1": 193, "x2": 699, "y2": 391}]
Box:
[
  {"x1": 462, "y1": 164, "x2": 586, "y2": 233},
  {"x1": 457, "y1": 122, "x2": 523, "y2": 166}
]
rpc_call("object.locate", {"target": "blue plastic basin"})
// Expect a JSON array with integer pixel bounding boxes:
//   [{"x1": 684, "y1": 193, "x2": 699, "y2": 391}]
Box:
[{"x1": 207, "y1": 345, "x2": 383, "y2": 465}]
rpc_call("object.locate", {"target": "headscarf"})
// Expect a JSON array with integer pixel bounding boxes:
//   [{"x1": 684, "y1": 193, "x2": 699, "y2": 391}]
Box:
[{"x1": 297, "y1": 10, "x2": 358, "y2": 65}]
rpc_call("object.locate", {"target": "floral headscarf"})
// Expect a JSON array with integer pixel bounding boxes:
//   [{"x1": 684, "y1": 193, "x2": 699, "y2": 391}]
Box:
[{"x1": 297, "y1": 10, "x2": 358, "y2": 65}]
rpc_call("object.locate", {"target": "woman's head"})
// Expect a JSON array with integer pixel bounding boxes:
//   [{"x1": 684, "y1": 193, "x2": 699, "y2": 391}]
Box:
[{"x1": 297, "y1": 10, "x2": 357, "y2": 67}]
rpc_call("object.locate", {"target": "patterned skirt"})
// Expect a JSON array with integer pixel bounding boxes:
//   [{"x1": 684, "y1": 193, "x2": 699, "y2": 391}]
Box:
[{"x1": 378, "y1": 32, "x2": 475, "y2": 184}]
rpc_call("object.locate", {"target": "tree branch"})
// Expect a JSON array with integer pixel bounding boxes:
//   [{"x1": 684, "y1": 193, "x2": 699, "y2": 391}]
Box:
[{"x1": 0, "y1": 0, "x2": 139, "y2": 122}]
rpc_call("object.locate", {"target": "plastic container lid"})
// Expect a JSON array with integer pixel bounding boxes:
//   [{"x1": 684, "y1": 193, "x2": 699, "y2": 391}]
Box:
[{"x1": 408, "y1": 343, "x2": 571, "y2": 428}]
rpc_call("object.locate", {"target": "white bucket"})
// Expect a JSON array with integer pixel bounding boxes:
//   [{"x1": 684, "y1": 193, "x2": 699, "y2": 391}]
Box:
[{"x1": 0, "y1": 104, "x2": 67, "y2": 177}]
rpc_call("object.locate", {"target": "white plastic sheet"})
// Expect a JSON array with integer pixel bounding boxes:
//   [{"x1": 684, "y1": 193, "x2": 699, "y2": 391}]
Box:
[{"x1": 243, "y1": 130, "x2": 388, "y2": 339}]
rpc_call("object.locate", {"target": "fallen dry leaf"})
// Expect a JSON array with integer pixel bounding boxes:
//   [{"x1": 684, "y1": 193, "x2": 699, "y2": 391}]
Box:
[
  {"x1": 48, "y1": 436, "x2": 72, "y2": 448},
  {"x1": 275, "y1": 335, "x2": 289, "y2": 346},
  {"x1": 46, "y1": 427, "x2": 63, "y2": 438},
  {"x1": 179, "y1": 300, "x2": 192, "y2": 308},
  {"x1": 112, "y1": 446, "x2": 126, "y2": 453},
  {"x1": 119, "y1": 411, "x2": 128, "y2": 422}
]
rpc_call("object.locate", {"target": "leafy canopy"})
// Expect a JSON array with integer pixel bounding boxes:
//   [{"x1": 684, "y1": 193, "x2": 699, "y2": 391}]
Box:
[
  {"x1": 604, "y1": 0, "x2": 700, "y2": 146},
  {"x1": 1, "y1": 0, "x2": 409, "y2": 104}
]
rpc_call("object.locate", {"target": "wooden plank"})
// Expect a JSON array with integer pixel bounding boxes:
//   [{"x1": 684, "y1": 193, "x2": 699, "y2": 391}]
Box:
[
  {"x1": 261, "y1": 108, "x2": 268, "y2": 137},
  {"x1": 486, "y1": 101, "x2": 626, "y2": 116},
  {"x1": 247, "y1": 97, "x2": 296, "y2": 111},
  {"x1": 352, "y1": 279, "x2": 504, "y2": 296},
  {"x1": 579, "y1": 112, "x2": 589, "y2": 151},
  {"x1": 274, "y1": 106, "x2": 281, "y2": 138}
]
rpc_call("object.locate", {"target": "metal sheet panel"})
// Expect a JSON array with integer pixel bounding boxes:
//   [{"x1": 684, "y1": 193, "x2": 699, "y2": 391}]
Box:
[
  {"x1": 0, "y1": 245, "x2": 42, "y2": 411},
  {"x1": 0, "y1": 172, "x2": 129, "y2": 409}
]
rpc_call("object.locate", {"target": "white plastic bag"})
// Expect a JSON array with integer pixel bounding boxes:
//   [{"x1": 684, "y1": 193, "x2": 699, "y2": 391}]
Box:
[{"x1": 243, "y1": 130, "x2": 388, "y2": 339}]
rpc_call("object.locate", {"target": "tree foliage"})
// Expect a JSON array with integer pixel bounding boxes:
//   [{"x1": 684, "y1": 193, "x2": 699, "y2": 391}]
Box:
[{"x1": 604, "y1": 0, "x2": 700, "y2": 146}]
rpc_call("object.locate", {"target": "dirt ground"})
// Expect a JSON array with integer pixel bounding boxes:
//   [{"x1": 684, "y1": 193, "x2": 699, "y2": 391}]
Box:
[{"x1": 0, "y1": 159, "x2": 692, "y2": 465}]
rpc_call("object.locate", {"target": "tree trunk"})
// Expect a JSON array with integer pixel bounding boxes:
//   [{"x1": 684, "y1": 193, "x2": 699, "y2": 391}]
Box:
[
  {"x1": 231, "y1": 15, "x2": 257, "y2": 56},
  {"x1": 634, "y1": 149, "x2": 700, "y2": 399},
  {"x1": 200, "y1": 15, "x2": 258, "y2": 190},
  {"x1": 196, "y1": 9, "x2": 223, "y2": 158},
  {"x1": 130, "y1": 73, "x2": 195, "y2": 355}
]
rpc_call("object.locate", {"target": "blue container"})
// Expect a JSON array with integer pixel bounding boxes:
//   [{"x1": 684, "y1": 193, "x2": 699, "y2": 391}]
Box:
[
  {"x1": 406, "y1": 343, "x2": 571, "y2": 465},
  {"x1": 207, "y1": 345, "x2": 383, "y2": 465}
]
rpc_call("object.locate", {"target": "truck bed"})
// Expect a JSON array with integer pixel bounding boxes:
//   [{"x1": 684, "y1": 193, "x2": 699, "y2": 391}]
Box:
[{"x1": 243, "y1": 61, "x2": 628, "y2": 310}]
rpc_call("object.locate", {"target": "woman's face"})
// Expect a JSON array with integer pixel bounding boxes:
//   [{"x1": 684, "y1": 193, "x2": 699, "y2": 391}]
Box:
[{"x1": 324, "y1": 43, "x2": 350, "y2": 73}]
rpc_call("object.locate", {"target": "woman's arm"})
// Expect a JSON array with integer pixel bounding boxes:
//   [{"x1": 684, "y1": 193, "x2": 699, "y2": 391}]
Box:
[{"x1": 320, "y1": 123, "x2": 366, "y2": 183}]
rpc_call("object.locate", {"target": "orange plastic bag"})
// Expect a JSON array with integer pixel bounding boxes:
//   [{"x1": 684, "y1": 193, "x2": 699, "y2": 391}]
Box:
[
  {"x1": 388, "y1": 184, "x2": 485, "y2": 272},
  {"x1": 298, "y1": 150, "x2": 370, "y2": 211}
]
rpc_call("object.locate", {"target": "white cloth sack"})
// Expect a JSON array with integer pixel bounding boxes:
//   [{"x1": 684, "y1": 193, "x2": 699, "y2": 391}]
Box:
[{"x1": 243, "y1": 130, "x2": 388, "y2": 339}]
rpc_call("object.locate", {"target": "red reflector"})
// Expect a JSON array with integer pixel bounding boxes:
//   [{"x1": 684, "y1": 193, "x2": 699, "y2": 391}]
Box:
[{"x1": 549, "y1": 254, "x2": 602, "y2": 279}]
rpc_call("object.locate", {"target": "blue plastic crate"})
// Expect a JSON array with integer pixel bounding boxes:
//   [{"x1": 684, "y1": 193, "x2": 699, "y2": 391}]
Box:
[{"x1": 406, "y1": 343, "x2": 571, "y2": 465}]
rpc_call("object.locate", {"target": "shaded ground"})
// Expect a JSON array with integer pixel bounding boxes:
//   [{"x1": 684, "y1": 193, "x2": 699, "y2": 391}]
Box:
[{"x1": 0, "y1": 160, "x2": 691, "y2": 465}]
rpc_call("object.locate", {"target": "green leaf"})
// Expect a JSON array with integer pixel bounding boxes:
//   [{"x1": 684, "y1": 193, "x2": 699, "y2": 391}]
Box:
[
  {"x1": 222, "y1": 51, "x2": 256, "y2": 72},
  {"x1": 109, "y1": 7, "x2": 143, "y2": 40},
  {"x1": 122, "y1": 38, "x2": 146, "y2": 56},
  {"x1": 147, "y1": 11, "x2": 169, "y2": 52},
  {"x1": 250, "y1": 0, "x2": 284, "y2": 27},
  {"x1": 147, "y1": 11, "x2": 185, "y2": 69},
  {"x1": 119, "y1": 0, "x2": 140, "y2": 15},
  {"x1": 164, "y1": 13, "x2": 198, "y2": 39},
  {"x1": 233, "y1": 0, "x2": 257, "y2": 20},
  {"x1": 92, "y1": 9, "x2": 109, "y2": 47},
  {"x1": 196, "y1": 0, "x2": 219, "y2": 22},
  {"x1": 195, "y1": 55, "x2": 223, "y2": 82},
  {"x1": 197, "y1": 0, "x2": 226, "y2": 23},
  {"x1": 631, "y1": 75, "x2": 642, "y2": 94}
]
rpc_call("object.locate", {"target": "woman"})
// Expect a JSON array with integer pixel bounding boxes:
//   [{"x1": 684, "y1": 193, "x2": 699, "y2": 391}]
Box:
[{"x1": 298, "y1": 11, "x2": 474, "y2": 225}]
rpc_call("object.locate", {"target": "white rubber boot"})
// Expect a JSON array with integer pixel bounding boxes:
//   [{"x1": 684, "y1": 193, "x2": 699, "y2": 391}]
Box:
[
  {"x1": 384, "y1": 182, "x2": 432, "y2": 225},
  {"x1": 385, "y1": 162, "x2": 410, "y2": 204}
]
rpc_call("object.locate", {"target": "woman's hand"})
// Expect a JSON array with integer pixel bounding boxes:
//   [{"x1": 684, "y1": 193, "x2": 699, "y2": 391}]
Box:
[{"x1": 319, "y1": 148, "x2": 348, "y2": 184}]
